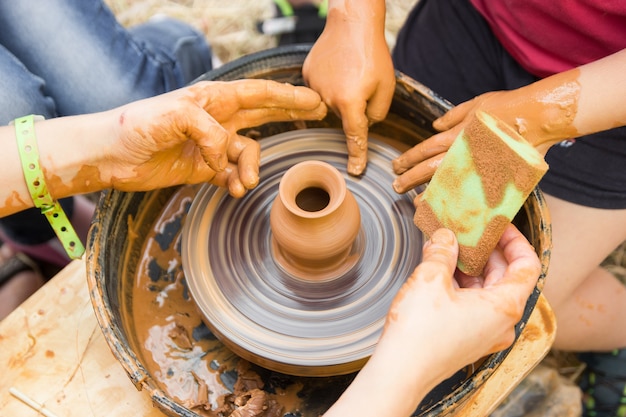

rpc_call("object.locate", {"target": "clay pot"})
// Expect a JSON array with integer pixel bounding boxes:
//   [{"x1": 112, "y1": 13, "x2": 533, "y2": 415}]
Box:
[{"x1": 270, "y1": 161, "x2": 360, "y2": 280}]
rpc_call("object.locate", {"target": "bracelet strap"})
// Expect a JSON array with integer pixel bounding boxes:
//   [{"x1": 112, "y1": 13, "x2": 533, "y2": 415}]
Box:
[{"x1": 13, "y1": 115, "x2": 85, "y2": 259}]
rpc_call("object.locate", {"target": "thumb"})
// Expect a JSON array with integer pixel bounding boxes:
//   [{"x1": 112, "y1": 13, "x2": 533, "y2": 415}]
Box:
[{"x1": 420, "y1": 229, "x2": 459, "y2": 275}]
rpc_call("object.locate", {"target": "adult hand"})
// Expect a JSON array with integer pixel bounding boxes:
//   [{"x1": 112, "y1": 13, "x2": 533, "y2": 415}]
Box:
[
  {"x1": 303, "y1": 0, "x2": 395, "y2": 176},
  {"x1": 105, "y1": 80, "x2": 327, "y2": 197},
  {"x1": 327, "y1": 225, "x2": 541, "y2": 417},
  {"x1": 379, "y1": 225, "x2": 540, "y2": 389}
]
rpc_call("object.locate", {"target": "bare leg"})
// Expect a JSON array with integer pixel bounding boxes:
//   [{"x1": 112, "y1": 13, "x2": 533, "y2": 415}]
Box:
[
  {"x1": 0, "y1": 270, "x2": 45, "y2": 320},
  {"x1": 542, "y1": 194, "x2": 626, "y2": 351},
  {"x1": 0, "y1": 245, "x2": 45, "y2": 320}
]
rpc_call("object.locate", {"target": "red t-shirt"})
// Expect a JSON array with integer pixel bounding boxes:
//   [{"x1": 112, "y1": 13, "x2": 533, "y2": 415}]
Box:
[{"x1": 470, "y1": 0, "x2": 626, "y2": 78}]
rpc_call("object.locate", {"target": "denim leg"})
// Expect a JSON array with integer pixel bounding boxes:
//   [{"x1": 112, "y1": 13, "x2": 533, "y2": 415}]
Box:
[
  {"x1": 0, "y1": 46, "x2": 57, "y2": 124},
  {"x1": 0, "y1": 0, "x2": 212, "y2": 248},
  {"x1": 129, "y1": 17, "x2": 214, "y2": 86},
  {"x1": 0, "y1": 0, "x2": 213, "y2": 116},
  {"x1": 0, "y1": 45, "x2": 63, "y2": 245}
]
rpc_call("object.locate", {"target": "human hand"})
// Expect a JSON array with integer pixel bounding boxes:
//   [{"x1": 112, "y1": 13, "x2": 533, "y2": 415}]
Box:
[
  {"x1": 324, "y1": 225, "x2": 540, "y2": 417},
  {"x1": 302, "y1": 0, "x2": 395, "y2": 176},
  {"x1": 379, "y1": 225, "x2": 539, "y2": 409},
  {"x1": 391, "y1": 87, "x2": 572, "y2": 193},
  {"x1": 103, "y1": 80, "x2": 327, "y2": 197}
]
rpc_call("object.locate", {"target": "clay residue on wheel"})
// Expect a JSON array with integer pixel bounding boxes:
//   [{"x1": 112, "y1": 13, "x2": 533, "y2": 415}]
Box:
[
  {"x1": 207, "y1": 361, "x2": 285, "y2": 417},
  {"x1": 128, "y1": 185, "x2": 305, "y2": 416}
]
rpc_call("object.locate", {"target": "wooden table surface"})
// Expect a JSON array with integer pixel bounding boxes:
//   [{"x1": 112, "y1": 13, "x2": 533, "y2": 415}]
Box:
[
  {"x1": 0, "y1": 259, "x2": 556, "y2": 417},
  {"x1": 0, "y1": 259, "x2": 163, "y2": 417}
]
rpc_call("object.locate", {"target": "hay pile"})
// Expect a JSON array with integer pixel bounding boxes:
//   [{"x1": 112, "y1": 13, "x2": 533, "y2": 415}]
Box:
[{"x1": 104, "y1": 0, "x2": 418, "y2": 64}]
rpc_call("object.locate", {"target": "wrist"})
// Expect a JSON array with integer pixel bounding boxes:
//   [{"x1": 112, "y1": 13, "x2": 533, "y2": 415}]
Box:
[
  {"x1": 35, "y1": 112, "x2": 114, "y2": 198},
  {"x1": 325, "y1": 336, "x2": 435, "y2": 417},
  {"x1": 328, "y1": 355, "x2": 429, "y2": 417},
  {"x1": 14, "y1": 115, "x2": 85, "y2": 259},
  {"x1": 327, "y1": 0, "x2": 386, "y2": 30},
  {"x1": 487, "y1": 78, "x2": 580, "y2": 150}
]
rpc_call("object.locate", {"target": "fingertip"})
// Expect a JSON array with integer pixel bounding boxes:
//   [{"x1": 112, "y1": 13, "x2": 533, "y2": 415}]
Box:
[
  {"x1": 418, "y1": 228, "x2": 459, "y2": 282},
  {"x1": 430, "y1": 228, "x2": 456, "y2": 246},
  {"x1": 236, "y1": 139, "x2": 261, "y2": 189},
  {"x1": 422, "y1": 228, "x2": 458, "y2": 262},
  {"x1": 345, "y1": 133, "x2": 368, "y2": 176},
  {"x1": 412, "y1": 191, "x2": 424, "y2": 209},
  {"x1": 286, "y1": 104, "x2": 328, "y2": 123},
  {"x1": 294, "y1": 85, "x2": 325, "y2": 109},
  {"x1": 432, "y1": 115, "x2": 447, "y2": 131},
  {"x1": 392, "y1": 157, "x2": 406, "y2": 175},
  {"x1": 228, "y1": 179, "x2": 246, "y2": 198},
  {"x1": 500, "y1": 223, "x2": 523, "y2": 242},
  {"x1": 312, "y1": 102, "x2": 328, "y2": 120},
  {"x1": 392, "y1": 175, "x2": 410, "y2": 194},
  {"x1": 347, "y1": 155, "x2": 367, "y2": 176},
  {"x1": 241, "y1": 168, "x2": 259, "y2": 189}
]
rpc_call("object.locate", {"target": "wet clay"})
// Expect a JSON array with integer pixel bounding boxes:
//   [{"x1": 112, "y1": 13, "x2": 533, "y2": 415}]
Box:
[
  {"x1": 127, "y1": 184, "x2": 355, "y2": 416},
  {"x1": 270, "y1": 160, "x2": 361, "y2": 281},
  {"x1": 128, "y1": 185, "x2": 237, "y2": 412}
]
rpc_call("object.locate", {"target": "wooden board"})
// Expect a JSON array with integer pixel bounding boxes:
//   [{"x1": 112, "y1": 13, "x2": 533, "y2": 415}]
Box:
[{"x1": 0, "y1": 260, "x2": 162, "y2": 417}]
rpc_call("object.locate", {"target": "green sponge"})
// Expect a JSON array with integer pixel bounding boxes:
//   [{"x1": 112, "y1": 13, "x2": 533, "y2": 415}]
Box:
[{"x1": 414, "y1": 111, "x2": 548, "y2": 276}]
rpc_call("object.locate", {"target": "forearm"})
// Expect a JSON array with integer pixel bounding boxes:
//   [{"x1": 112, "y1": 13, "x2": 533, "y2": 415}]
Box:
[
  {"x1": 575, "y1": 48, "x2": 626, "y2": 136},
  {"x1": 488, "y1": 48, "x2": 626, "y2": 148},
  {"x1": 327, "y1": 0, "x2": 386, "y2": 31},
  {"x1": 324, "y1": 351, "x2": 431, "y2": 417},
  {"x1": 324, "y1": 328, "x2": 445, "y2": 417},
  {"x1": 0, "y1": 112, "x2": 114, "y2": 217}
]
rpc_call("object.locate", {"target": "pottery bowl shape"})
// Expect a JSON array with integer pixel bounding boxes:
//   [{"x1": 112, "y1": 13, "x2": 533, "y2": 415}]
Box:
[{"x1": 87, "y1": 45, "x2": 551, "y2": 417}]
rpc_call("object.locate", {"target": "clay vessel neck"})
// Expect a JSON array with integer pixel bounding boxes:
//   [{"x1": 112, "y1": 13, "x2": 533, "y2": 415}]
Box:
[{"x1": 270, "y1": 161, "x2": 361, "y2": 281}]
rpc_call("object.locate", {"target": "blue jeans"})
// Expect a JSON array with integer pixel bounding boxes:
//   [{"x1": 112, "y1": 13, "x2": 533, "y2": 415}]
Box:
[{"x1": 0, "y1": 0, "x2": 213, "y2": 245}]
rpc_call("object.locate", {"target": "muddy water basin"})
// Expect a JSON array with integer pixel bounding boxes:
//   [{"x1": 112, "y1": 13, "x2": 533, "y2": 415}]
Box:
[{"x1": 86, "y1": 45, "x2": 551, "y2": 417}]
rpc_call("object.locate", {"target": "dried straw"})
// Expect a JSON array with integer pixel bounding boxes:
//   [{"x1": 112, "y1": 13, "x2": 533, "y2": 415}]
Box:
[{"x1": 105, "y1": 0, "x2": 418, "y2": 63}]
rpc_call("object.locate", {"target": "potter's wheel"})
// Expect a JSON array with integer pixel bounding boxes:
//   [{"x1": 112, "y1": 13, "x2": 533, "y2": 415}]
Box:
[
  {"x1": 182, "y1": 128, "x2": 423, "y2": 376},
  {"x1": 88, "y1": 45, "x2": 551, "y2": 417}
]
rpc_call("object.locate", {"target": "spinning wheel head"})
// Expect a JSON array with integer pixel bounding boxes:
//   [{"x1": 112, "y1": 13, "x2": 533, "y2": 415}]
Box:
[{"x1": 182, "y1": 129, "x2": 423, "y2": 376}]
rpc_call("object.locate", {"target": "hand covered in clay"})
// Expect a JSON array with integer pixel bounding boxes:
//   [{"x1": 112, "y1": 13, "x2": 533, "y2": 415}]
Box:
[
  {"x1": 392, "y1": 85, "x2": 580, "y2": 193},
  {"x1": 303, "y1": 0, "x2": 396, "y2": 176},
  {"x1": 325, "y1": 225, "x2": 541, "y2": 417},
  {"x1": 105, "y1": 80, "x2": 327, "y2": 197}
]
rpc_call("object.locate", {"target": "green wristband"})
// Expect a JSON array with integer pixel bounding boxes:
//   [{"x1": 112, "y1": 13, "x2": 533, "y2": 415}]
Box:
[
  {"x1": 273, "y1": 0, "x2": 328, "y2": 17},
  {"x1": 13, "y1": 115, "x2": 85, "y2": 260}
]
